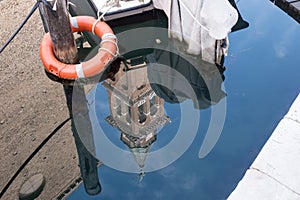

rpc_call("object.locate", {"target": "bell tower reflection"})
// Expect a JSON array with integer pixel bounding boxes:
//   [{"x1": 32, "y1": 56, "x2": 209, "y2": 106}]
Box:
[{"x1": 103, "y1": 58, "x2": 170, "y2": 175}]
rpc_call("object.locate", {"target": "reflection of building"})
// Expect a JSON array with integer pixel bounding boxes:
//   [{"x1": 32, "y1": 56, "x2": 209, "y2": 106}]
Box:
[
  {"x1": 147, "y1": 42, "x2": 227, "y2": 110},
  {"x1": 270, "y1": 0, "x2": 300, "y2": 23},
  {"x1": 103, "y1": 58, "x2": 170, "y2": 170}
]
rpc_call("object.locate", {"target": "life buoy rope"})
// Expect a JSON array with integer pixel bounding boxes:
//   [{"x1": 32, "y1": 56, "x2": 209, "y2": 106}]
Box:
[{"x1": 40, "y1": 16, "x2": 119, "y2": 80}]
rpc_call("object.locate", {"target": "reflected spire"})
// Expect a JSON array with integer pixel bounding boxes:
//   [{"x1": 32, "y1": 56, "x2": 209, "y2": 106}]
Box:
[
  {"x1": 130, "y1": 145, "x2": 151, "y2": 182},
  {"x1": 130, "y1": 145, "x2": 151, "y2": 169},
  {"x1": 139, "y1": 169, "x2": 146, "y2": 182}
]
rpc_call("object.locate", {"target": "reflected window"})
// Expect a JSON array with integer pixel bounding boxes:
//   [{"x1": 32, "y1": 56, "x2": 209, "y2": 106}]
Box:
[
  {"x1": 150, "y1": 95, "x2": 158, "y2": 116},
  {"x1": 138, "y1": 104, "x2": 147, "y2": 124},
  {"x1": 116, "y1": 97, "x2": 122, "y2": 116},
  {"x1": 137, "y1": 84, "x2": 146, "y2": 90},
  {"x1": 126, "y1": 106, "x2": 131, "y2": 124}
]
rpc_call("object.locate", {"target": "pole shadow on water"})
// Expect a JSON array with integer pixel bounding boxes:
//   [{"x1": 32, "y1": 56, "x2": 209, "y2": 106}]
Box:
[{"x1": 63, "y1": 85, "x2": 101, "y2": 195}]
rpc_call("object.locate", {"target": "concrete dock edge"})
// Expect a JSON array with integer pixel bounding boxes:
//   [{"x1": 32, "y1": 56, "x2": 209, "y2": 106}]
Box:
[{"x1": 228, "y1": 93, "x2": 300, "y2": 200}]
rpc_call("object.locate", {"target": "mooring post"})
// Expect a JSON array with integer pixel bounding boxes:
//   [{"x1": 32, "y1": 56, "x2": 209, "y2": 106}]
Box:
[
  {"x1": 41, "y1": 0, "x2": 101, "y2": 195},
  {"x1": 41, "y1": 0, "x2": 78, "y2": 63}
]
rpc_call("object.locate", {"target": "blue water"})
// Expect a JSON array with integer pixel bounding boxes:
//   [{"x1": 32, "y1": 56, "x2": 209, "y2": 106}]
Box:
[{"x1": 68, "y1": 1, "x2": 300, "y2": 199}]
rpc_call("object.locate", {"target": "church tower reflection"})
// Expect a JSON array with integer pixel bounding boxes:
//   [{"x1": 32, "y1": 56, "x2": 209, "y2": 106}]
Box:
[{"x1": 102, "y1": 58, "x2": 170, "y2": 176}]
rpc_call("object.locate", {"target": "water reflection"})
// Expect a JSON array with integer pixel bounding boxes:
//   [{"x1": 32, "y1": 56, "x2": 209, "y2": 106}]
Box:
[
  {"x1": 64, "y1": 85, "x2": 101, "y2": 195},
  {"x1": 103, "y1": 61, "x2": 171, "y2": 180},
  {"x1": 147, "y1": 39, "x2": 226, "y2": 110},
  {"x1": 46, "y1": 0, "x2": 300, "y2": 199},
  {"x1": 68, "y1": 39, "x2": 227, "y2": 197},
  {"x1": 228, "y1": 0, "x2": 249, "y2": 32},
  {"x1": 66, "y1": 1, "x2": 250, "y2": 198}
]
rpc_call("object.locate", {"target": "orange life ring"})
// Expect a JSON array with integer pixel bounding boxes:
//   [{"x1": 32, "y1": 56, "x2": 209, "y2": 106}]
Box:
[{"x1": 40, "y1": 16, "x2": 118, "y2": 79}]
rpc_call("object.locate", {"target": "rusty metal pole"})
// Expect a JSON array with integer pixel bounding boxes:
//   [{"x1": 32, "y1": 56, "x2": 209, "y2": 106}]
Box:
[{"x1": 41, "y1": 0, "x2": 101, "y2": 195}]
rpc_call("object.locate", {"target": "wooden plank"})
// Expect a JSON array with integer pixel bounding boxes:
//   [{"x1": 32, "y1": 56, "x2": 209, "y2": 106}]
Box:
[{"x1": 41, "y1": 0, "x2": 78, "y2": 64}]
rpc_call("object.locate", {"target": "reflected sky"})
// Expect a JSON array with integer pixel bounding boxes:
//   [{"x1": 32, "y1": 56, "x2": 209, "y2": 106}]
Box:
[{"x1": 68, "y1": 0, "x2": 300, "y2": 199}]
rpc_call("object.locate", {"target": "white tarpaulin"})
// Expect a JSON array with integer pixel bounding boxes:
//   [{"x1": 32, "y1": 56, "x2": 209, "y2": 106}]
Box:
[{"x1": 153, "y1": 0, "x2": 238, "y2": 60}]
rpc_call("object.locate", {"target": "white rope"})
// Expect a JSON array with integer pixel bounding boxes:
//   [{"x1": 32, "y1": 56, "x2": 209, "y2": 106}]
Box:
[
  {"x1": 102, "y1": 33, "x2": 117, "y2": 40},
  {"x1": 99, "y1": 33, "x2": 120, "y2": 57},
  {"x1": 91, "y1": 17, "x2": 102, "y2": 35},
  {"x1": 101, "y1": 33, "x2": 119, "y2": 57},
  {"x1": 47, "y1": 0, "x2": 76, "y2": 11},
  {"x1": 67, "y1": 1, "x2": 76, "y2": 10},
  {"x1": 92, "y1": 1, "x2": 120, "y2": 58},
  {"x1": 99, "y1": 47, "x2": 119, "y2": 57},
  {"x1": 100, "y1": 39, "x2": 120, "y2": 56},
  {"x1": 92, "y1": 1, "x2": 118, "y2": 35},
  {"x1": 177, "y1": 0, "x2": 209, "y2": 31},
  {"x1": 46, "y1": 0, "x2": 58, "y2": 11},
  {"x1": 100, "y1": 39, "x2": 117, "y2": 47}
]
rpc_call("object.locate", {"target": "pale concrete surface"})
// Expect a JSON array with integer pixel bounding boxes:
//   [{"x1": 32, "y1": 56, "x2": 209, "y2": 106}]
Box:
[
  {"x1": 0, "y1": 0, "x2": 81, "y2": 199},
  {"x1": 228, "y1": 93, "x2": 300, "y2": 200}
]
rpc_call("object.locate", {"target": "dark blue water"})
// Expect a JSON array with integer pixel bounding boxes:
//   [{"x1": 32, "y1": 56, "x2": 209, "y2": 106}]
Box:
[{"x1": 68, "y1": 1, "x2": 300, "y2": 199}]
